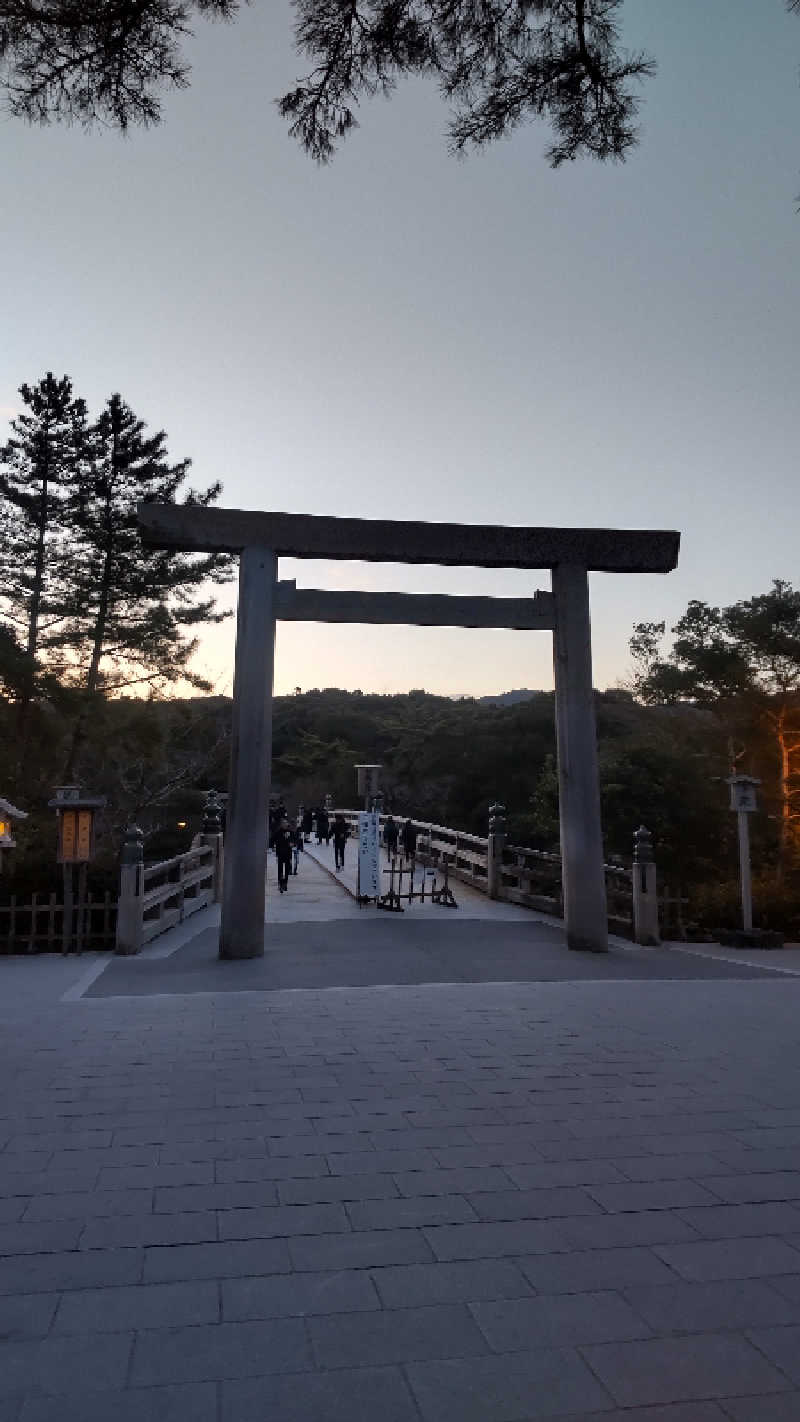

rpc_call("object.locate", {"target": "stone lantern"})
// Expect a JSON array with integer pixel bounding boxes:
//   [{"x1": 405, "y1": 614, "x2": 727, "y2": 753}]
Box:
[{"x1": 0, "y1": 795, "x2": 27, "y2": 873}]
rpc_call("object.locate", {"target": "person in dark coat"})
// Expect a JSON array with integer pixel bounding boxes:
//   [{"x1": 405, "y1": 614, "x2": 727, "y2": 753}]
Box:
[
  {"x1": 401, "y1": 818, "x2": 417, "y2": 861},
  {"x1": 316, "y1": 808, "x2": 329, "y2": 845},
  {"x1": 383, "y1": 815, "x2": 399, "y2": 860},
  {"x1": 332, "y1": 813, "x2": 348, "y2": 871},
  {"x1": 301, "y1": 807, "x2": 313, "y2": 841},
  {"x1": 274, "y1": 818, "x2": 293, "y2": 893}
]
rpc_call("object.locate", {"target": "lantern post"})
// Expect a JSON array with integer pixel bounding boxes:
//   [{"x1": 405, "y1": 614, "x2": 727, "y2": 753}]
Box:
[
  {"x1": 726, "y1": 774, "x2": 760, "y2": 933},
  {"x1": 47, "y1": 786, "x2": 107, "y2": 953}
]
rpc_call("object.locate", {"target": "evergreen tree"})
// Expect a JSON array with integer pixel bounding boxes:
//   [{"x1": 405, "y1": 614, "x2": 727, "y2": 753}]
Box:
[
  {"x1": 6, "y1": 2, "x2": 797, "y2": 175},
  {"x1": 631, "y1": 581, "x2": 800, "y2": 875},
  {"x1": 59, "y1": 392, "x2": 232, "y2": 775},
  {"x1": 0, "y1": 373, "x2": 88, "y2": 712}
]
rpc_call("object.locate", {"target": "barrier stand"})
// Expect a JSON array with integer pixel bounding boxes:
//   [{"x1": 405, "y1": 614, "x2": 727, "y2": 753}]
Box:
[
  {"x1": 378, "y1": 856, "x2": 404, "y2": 913},
  {"x1": 431, "y1": 853, "x2": 458, "y2": 909}
]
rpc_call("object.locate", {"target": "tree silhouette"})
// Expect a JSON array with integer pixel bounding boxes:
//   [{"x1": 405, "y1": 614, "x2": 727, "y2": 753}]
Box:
[{"x1": 8, "y1": 2, "x2": 796, "y2": 168}]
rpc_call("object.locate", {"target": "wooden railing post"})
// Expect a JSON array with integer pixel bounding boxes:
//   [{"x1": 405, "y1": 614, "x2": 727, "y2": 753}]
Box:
[
  {"x1": 200, "y1": 789, "x2": 224, "y2": 904},
  {"x1": 487, "y1": 803, "x2": 506, "y2": 900},
  {"x1": 116, "y1": 825, "x2": 144, "y2": 956},
  {"x1": 632, "y1": 825, "x2": 660, "y2": 946}
]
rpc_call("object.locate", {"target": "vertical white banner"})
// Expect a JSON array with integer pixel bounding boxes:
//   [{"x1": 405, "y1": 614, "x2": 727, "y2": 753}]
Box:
[{"x1": 358, "y1": 811, "x2": 380, "y2": 897}]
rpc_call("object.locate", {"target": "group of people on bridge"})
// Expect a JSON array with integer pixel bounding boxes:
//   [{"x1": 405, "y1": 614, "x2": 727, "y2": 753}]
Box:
[{"x1": 267, "y1": 803, "x2": 421, "y2": 894}]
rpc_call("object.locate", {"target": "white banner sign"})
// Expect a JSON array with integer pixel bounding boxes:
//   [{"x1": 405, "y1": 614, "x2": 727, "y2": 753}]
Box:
[{"x1": 358, "y1": 811, "x2": 381, "y2": 898}]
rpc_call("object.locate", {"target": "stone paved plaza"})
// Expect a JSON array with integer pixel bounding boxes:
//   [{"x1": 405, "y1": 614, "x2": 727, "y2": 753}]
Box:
[{"x1": 4, "y1": 858, "x2": 800, "y2": 1418}]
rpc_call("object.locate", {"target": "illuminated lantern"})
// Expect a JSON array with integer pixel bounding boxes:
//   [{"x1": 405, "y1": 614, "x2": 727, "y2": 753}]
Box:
[
  {"x1": 47, "y1": 785, "x2": 106, "y2": 864},
  {"x1": 47, "y1": 786, "x2": 108, "y2": 953}
]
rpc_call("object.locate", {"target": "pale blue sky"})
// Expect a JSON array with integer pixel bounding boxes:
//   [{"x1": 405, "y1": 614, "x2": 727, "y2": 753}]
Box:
[{"x1": 2, "y1": 0, "x2": 798, "y2": 696}]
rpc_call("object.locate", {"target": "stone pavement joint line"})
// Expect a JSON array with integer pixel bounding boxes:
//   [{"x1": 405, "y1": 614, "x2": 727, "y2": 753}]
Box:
[{"x1": 4, "y1": 947, "x2": 800, "y2": 1417}]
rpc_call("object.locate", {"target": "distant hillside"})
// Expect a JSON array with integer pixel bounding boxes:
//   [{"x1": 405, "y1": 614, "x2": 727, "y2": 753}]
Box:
[{"x1": 475, "y1": 689, "x2": 543, "y2": 707}]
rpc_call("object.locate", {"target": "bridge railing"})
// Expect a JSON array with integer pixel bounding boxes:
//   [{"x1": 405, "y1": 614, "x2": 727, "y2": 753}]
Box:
[
  {"x1": 332, "y1": 809, "x2": 649, "y2": 940},
  {"x1": 115, "y1": 820, "x2": 224, "y2": 955}
]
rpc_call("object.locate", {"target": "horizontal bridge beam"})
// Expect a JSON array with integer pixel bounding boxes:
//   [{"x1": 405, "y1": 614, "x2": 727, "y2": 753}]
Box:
[
  {"x1": 274, "y1": 583, "x2": 555, "y2": 630},
  {"x1": 138, "y1": 504, "x2": 680, "y2": 574}
]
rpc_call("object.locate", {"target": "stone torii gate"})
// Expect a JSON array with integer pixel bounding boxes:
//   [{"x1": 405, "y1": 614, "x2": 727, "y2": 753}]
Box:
[{"x1": 139, "y1": 506, "x2": 680, "y2": 958}]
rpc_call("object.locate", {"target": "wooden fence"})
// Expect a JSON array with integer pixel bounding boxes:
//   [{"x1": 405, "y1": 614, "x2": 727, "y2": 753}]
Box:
[{"x1": 0, "y1": 891, "x2": 116, "y2": 954}]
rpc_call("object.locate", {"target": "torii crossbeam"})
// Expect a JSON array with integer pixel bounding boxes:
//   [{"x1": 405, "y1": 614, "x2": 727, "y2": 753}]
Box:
[{"x1": 139, "y1": 505, "x2": 680, "y2": 958}]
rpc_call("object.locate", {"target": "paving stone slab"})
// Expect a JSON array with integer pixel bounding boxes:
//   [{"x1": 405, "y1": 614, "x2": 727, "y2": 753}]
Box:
[
  {"x1": 423, "y1": 1219, "x2": 565, "y2": 1260},
  {"x1": 607, "y1": 1153, "x2": 735, "y2": 1182},
  {"x1": 79, "y1": 1209, "x2": 218, "y2": 1249},
  {"x1": 746, "y1": 1324, "x2": 800, "y2": 1386},
  {"x1": 130, "y1": 1317, "x2": 311, "y2": 1385},
  {"x1": 346, "y1": 1194, "x2": 478, "y2": 1230},
  {"x1": 220, "y1": 1365, "x2": 420, "y2": 1421},
  {"x1": 22, "y1": 1190, "x2": 154, "y2": 1222},
  {"x1": 0, "y1": 1332, "x2": 132, "y2": 1398},
  {"x1": 623, "y1": 1278, "x2": 800, "y2": 1333},
  {"x1": 370, "y1": 1259, "x2": 532, "y2": 1308},
  {"x1": 584, "y1": 1180, "x2": 722, "y2": 1213},
  {"x1": 222, "y1": 1269, "x2": 380, "y2": 1319},
  {"x1": 277, "y1": 1173, "x2": 399, "y2": 1205},
  {"x1": 405, "y1": 1347, "x2": 613, "y2": 1420},
  {"x1": 310, "y1": 1301, "x2": 489, "y2": 1367},
  {"x1": 53, "y1": 1279, "x2": 220, "y2": 1333},
  {"x1": 0, "y1": 1223, "x2": 83, "y2": 1256},
  {"x1": 553, "y1": 1211, "x2": 699, "y2": 1250},
  {"x1": 466, "y1": 1186, "x2": 603, "y2": 1222},
  {"x1": 674, "y1": 1203, "x2": 800, "y2": 1239},
  {"x1": 722, "y1": 1393, "x2": 800, "y2": 1420},
  {"x1": 217, "y1": 1201, "x2": 349, "y2": 1240},
  {"x1": 581, "y1": 1332, "x2": 792, "y2": 1407},
  {"x1": 0, "y1": 1248, "x2": 143, "y2": 1295},
  {"x1": 143, "y1": 1238, "x2": 291, "y2": 1283},
  {"x1": 215, "y1": 1154, "x2": 330, "y2": 1181},
  {"x1": 392, "y1": 1167, "x2": 514, "y2": 1196},
  {"x1": 518, "y1": 1246, "x2": 679, "y2": 1295},
  {"x1": 472, "y1": 1288, "x2": 652, "y2": 1350},
  {"x1": 0, "y1": 1295, "x2": 59, "y2": 1339},
  {"x1": 654, "y1": 1236, "x2": 800, "y2": 1281},
  {"x1": 153, "y1": 1182, "x2": 280, "y2": 1212},
  {"x1": 503, "y1": 1160, "x2": 627, "y2": 1189},
  {"x1": 289, "y1": 1227, "x2": 434, "y2": 1272},
  {"x1": 570, "y1": 1406, "x2": 729, "y2": 1421},
  {"x1": 19, "y1": 1383, "x2": 218, "y2": 1422},
  {"x1": 701, "y1": 1174, "x2": 800, "y2": 1205}
]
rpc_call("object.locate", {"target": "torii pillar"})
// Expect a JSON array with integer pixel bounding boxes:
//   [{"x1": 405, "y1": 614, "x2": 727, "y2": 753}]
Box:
[
  {"x1": 220, "y1": 545, "x2": 277, "y2": 959},
  {"x1": 552, "y1": 563, "x2": 607, "y2": 951},
  {"x1": 137, "y1": 505, "x2": 680, "y2": 960}
]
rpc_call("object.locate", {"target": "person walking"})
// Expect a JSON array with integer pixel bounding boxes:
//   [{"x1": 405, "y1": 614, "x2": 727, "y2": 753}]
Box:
[
  {"x1": 302, "y1": 807, "x2": 313, "y2": 841},
  {"x1": 383, "y1": 814, "x2": 399, "y2": 860},
  {"x1": 401, "y1": 818, "x2": 418, "y2": 862},
  {"x1": 332, "y1": 813, "x2": 348, "y2": 871},
  {"x1": 291, "y1": 823, "x2": 304, "y2": 875},
  {"x1": 274, "y1": 818, "x2": 293, "y2": 893},
  {"x1": 316, "y1": 807, "x2": 329, "y2": 845}
]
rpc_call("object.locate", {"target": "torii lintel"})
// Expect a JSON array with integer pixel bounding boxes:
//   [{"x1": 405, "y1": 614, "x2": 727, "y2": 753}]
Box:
[{"x1": 138, "y1": 503, "x2": 680, "y2": 574}]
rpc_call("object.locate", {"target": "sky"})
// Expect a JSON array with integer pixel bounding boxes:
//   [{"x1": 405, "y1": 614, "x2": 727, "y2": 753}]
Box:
[{"x1": 1, "y1": 0, "x2": 798, "y2": 698}]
